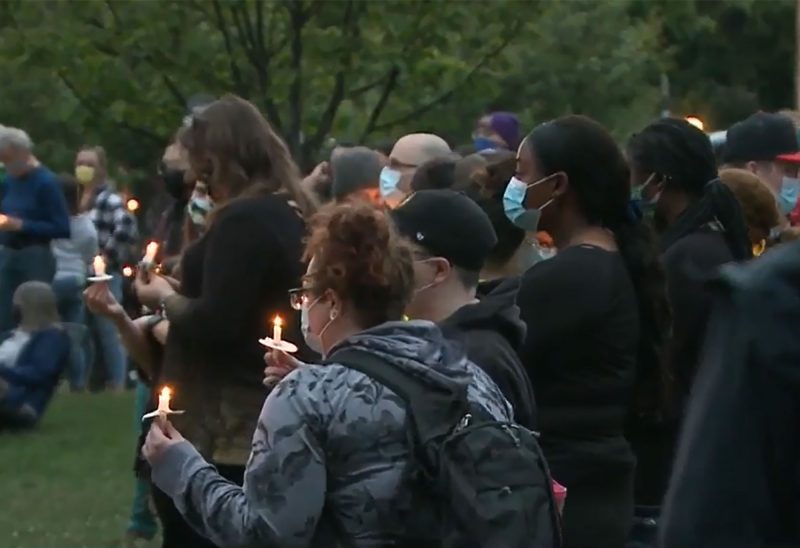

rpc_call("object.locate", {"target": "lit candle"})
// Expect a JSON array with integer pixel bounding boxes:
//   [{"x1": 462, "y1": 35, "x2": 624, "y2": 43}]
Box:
[
  {"x1": 93, "y1": 255, "x2": 106, "y2": 277},
  {"x1": 273, "y1": 315, "x2": 283, "y2": 343},
  {"x1": 127, "y1": 198, "x2": 140, "y2": 212},
  {"x1": 142, "y1": 241, "x2": 159, "y2": 264},
  {"x1": 122, "y1": 266, "x2": 134, "y2": 277},
  {"x1": 157, "y1": 386, "x2": 172, "y2": 414}
]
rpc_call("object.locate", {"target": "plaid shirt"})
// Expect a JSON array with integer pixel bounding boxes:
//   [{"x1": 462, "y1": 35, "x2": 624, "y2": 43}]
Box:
[{"x1": 89, "y1": 184, "x2": 138, "y2": 271}]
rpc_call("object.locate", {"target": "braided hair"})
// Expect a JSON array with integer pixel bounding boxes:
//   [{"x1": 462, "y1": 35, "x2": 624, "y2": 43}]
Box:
[{"x1": 627, "y1": 118, "x2": 751, "y2": 260}]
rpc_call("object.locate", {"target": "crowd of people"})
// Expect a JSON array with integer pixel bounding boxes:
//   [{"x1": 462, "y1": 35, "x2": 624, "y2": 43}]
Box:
[{"x1": 2, "y1": 95, "x2": 800, "y2": 548}]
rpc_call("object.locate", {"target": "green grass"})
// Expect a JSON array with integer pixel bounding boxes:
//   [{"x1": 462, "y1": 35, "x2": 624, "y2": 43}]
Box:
[{"x1": 0, "y1": 390, "x2": 157, "y2": 548}]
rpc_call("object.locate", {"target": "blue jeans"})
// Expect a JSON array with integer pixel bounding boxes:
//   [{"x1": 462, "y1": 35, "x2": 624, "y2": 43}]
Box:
[
  {"x1": 52, "y1": 275, "x2": 89, "y2": 391},
  {"x1": 87, "y1": 273, "x2": 127, "y2": 390},
  {"x1": 0, "y1": 245, "x2": 56, "y2": 332}
]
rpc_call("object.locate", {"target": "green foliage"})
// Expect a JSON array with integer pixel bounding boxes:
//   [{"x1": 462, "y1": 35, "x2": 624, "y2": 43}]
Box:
[{"x1": 0, "y1": 0, "x2": 795, "y2": 181}]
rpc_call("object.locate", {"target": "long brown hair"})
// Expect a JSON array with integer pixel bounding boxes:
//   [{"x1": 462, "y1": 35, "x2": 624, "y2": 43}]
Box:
[{"x1": 179, "y1": 94, "x2": 316, "y2": 219}]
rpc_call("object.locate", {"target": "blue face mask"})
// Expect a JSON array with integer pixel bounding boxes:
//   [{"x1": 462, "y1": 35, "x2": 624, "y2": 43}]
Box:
[
  {"x1": 379, "y1": 167, "x2": 402, "y2": 199},
  {"x1": 778, "y1": 176, "x2": 800, "y2": 216},
  {"x1": 629, "y1": 173, "x2": 659, "y2": 217},
  {"x1": 473, "y1": 137, "x2": 500, "y2": 152},
  {"x1": 503, "y1": 175, "x2": 554, "y2": 231}
]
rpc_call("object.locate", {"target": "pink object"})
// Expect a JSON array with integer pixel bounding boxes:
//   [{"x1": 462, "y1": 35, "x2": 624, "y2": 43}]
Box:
[{"x1": 552, "y1": 480, "x2": 567, "y2": 515}]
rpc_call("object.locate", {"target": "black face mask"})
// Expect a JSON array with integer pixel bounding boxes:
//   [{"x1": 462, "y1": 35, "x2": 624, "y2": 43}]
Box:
[{"x1": 161, "y1": 165, "x2": 189, "y2": 201}]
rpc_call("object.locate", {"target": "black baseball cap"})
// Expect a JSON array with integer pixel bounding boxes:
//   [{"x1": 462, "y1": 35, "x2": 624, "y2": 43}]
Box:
[
  {"x1": 724, "y1": 112, "x2": 800, "y2": 164},
  {"x1": 390, "y1": 189, "x2": 498, "y2": 271}
]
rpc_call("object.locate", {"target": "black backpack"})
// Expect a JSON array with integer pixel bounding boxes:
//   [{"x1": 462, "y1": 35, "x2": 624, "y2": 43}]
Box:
[{"x1": 328, "y1": 348, "x2": 562, "y2": 548}]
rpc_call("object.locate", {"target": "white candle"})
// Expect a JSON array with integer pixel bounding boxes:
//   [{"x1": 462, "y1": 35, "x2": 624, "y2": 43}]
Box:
[
  {"x1": 93, "y1": 255, "x2": 106, "y2": 277},
  {"x1": 273, "y1": 316, "x2": 283, "y2": 343},
  {"x1": 157, "y1": 386, "x2": 172, "y2": 413},
  {"x1": 143, "y1": 241, "x2": 159, "y2": 264}
]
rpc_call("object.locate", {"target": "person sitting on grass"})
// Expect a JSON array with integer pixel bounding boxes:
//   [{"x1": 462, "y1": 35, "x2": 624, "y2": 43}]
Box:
[{"x1": 0, "y1": 281, "x2": 70, "y2": 429}]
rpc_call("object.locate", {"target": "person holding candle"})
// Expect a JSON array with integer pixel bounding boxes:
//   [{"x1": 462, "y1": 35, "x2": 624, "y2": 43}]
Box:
[
  {"x1": 132, "y1": 94, "x2": 315, "y2": 547},
  {"x1": 0, "y1": 126, "x2": 71, "y2": 333},
  {"x1": 77, "y1": 145, "x2": 138, "y2": 391},
  {"x1": 142, "y1": 200, "x2": 517, "y2": 547}
]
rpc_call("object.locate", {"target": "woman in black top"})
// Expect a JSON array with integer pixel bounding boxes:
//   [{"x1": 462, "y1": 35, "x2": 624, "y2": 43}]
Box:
[
  {"x1": 504, "y1": 116, "x2": 666, "y2": 548},
  {"x1": 625, "y1": 119, "x2": 750, "y2": 508},
  {"x1": 132, "y1": 94, "x2": 315, "y2": 547}
]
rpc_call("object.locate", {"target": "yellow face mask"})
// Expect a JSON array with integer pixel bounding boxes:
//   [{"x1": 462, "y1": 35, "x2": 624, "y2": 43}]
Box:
[
  {"x1": 752, "y1": 239, "x2": 766, "y2": 257},
  {"x1": 75, "y1": 165, "x2": 95, "y2": 185}
]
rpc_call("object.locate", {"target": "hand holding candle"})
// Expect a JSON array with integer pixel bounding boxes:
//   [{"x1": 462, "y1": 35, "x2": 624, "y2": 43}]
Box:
[{"x1": 259, "y1": 315, "x2": 298, "y2": 354}]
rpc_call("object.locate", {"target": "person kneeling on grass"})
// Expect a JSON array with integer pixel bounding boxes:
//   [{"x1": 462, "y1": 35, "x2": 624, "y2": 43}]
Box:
[{"x1": 0, "y1": 281, "x2": 70, "y2": 429}]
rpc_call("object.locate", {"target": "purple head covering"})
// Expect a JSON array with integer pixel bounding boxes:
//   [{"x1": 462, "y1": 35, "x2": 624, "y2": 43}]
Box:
[{"x1": 489, "y1": 112, "x2": 520, "y2": 150}]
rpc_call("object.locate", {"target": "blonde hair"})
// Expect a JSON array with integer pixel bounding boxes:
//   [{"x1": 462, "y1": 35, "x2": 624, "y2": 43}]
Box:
[
  {"x1": 719, "y1": 168, "x2": 781, "y2": 237},
  {"x1": 79, "y1": 145, "x2": 108, "y2": 176},
  {"x1": 13, "y1": 282, "x2": 60, "y2": 331}
]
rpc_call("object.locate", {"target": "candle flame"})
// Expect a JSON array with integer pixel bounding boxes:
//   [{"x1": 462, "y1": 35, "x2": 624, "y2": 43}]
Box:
[
  {"x1": 160, "y1": 386, "x2": 172, "y2": 399},
  {"x1": 146, "y1": 241, "x2": 158, "y2": 255},
  {"x1": 274, "y1": 315, "x2": 283, "y2": 327},
  {"x1": 127, "y1": 198, "x2": 140, "y2": 212},
  {"x1": 93, "y1": 255, "x2": 106, "y2": 275},
  {"x1": 685, "y1": 116, "x2": 705, "y2": 132},
  {"x1": 122, "y1": 266, "x2": 134, "y2": 277}
]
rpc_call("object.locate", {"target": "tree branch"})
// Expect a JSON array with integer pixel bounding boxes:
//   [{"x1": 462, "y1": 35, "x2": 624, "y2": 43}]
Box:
[
  {"x1": 304, "y1": 0, "x2": 360, "y2": 155},
  {"x1": 211, "y1": 0, "x2": 249, "y2": 97},
  {"x1": 58, "y1": 71, "x2": 164, "y2": 144},
  {"x1": 373, "y1": 27, "x2": 520, "y2": 132},
  {"x1": 286, "y1": 0, "x2": 309, "y2": 155},
  {"x1": 161, "y1": 73, "x2": 188, "y2": 108},
  {"x1": 229, "y1": 1, "x2": 283, "y2": 131},
  {"x1": 359, "y1": 65, "x2": 401, "y2": 141}
]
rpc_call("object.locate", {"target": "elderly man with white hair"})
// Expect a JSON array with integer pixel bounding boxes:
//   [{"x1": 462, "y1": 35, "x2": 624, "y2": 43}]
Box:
[{"x1": 0, "y1": 126, "x2": 70, "y2": 332}]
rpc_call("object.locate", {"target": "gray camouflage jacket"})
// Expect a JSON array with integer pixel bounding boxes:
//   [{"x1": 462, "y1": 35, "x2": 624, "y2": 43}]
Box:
[{"x1": 151, "y1": 320, "x2": 512, "y2": 547}]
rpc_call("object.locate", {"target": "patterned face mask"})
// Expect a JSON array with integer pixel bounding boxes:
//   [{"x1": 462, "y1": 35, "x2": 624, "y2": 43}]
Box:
[{"x1": 186, "y1": 183, "x2": 213, "y2": 229}]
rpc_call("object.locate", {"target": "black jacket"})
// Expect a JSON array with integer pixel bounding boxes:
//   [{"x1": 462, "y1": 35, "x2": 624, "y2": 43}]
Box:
[
  {"x1": 439, "y1": 277, "x2": 537, "y2": 429},
  {"x1": 660, "y1": 242, "x2": 800, "y2": 548}
]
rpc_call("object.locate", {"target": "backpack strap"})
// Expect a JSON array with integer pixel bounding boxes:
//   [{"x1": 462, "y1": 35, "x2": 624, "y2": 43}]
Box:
[{"x1": 327, "y1": 348, "x2": 468, "y2": 441}]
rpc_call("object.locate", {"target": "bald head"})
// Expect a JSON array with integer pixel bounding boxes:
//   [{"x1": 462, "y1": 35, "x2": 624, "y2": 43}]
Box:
[
  {"x1": 385, "y1": 134, "x2": 452, "y2": 197},
  {"x1": 390, "y1": 133, "x2": 451, "y2": 167}
]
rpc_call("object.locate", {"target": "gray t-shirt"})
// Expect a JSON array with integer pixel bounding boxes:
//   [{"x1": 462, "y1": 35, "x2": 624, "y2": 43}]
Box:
[{"x1": 51, "y1": 214, "x2": 98, "y2": 281}]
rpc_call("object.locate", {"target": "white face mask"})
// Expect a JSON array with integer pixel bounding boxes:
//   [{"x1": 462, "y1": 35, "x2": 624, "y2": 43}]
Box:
[{"x1": 301, "y1": 295, "x2": 337, "y2": 356}]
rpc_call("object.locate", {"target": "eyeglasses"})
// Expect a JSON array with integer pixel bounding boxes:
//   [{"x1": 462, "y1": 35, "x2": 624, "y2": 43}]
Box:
[{"x1": 288, "y1": 287, "x2": 315, "y2": 310}]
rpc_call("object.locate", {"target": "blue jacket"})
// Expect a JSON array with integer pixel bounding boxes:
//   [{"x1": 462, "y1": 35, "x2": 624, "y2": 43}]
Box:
[
  {"x1": 0, "y1": 166, "x2": 71, "y2": 247},
  {"x1": 0, "y1": 327, "x2": 70, "y2": 417}
]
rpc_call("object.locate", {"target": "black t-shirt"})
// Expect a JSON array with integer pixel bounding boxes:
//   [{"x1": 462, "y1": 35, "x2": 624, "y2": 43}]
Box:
[{"x1": 517, "y1": 245, "x2": 639, "y2": 478}]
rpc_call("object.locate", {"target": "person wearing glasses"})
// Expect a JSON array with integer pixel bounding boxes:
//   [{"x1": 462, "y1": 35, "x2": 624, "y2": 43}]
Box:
[{"x1": 141, "y1": 201, "x2": 512, "y2": 547}]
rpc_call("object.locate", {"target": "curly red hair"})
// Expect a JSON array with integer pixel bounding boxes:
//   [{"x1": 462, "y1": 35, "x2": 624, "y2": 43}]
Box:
[{"x1": 303, "y1": 201, "x2": 414, "y2": 327}]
